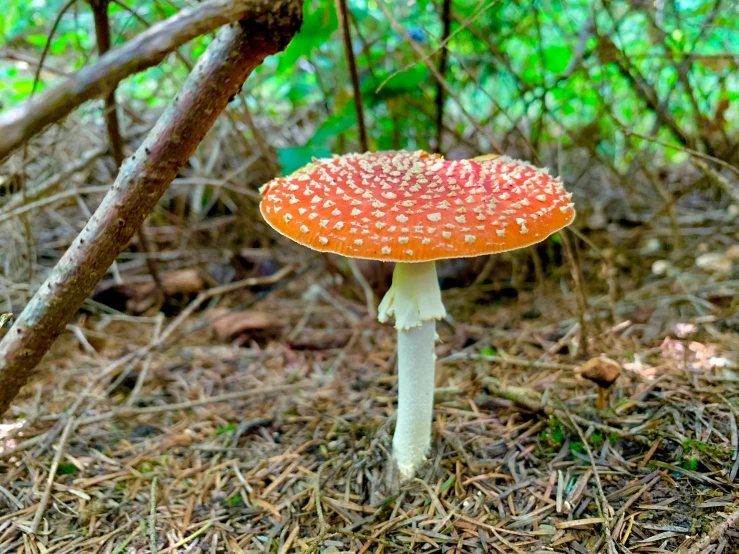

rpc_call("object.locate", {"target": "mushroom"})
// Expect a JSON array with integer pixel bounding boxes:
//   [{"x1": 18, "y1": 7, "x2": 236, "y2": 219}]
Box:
[
  {"x1": 259, "y1": 150, "x2": 575, "y2": 480},
  {"x1": 580, "y1": 356, "x2": 621, "y2": 410}
]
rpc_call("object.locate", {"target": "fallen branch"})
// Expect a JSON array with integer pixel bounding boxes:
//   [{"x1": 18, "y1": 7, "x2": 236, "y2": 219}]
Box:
[
  {"x1": 0, "y1": 2, "x2": 302, "y2": 417},
  {"x1": 480, "y1": 376, "x2": 652, "y2": 446},
  {"x1": 0, "y1": 0, "x2": 295, "y2": 161}
]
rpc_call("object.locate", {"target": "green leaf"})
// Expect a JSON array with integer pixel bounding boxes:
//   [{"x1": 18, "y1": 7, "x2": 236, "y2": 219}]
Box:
[
  {"x1": 277, "y1": 146, "x2": 331, "y2": 176},
  {"x1": 26, "y1": 34, "x2": 48, "y2": 47},
  {"x1": 58, "y1": 463, "x2": 78, "y2": 475},
  {"x1": 12, "y1": 79, "x2": 39, "y2": 97},
  {"x1": 366, "y1": 66, "x2": 427, "y2": 103},
  {"x1": 225, "y1": 495, "x2": 242, "y2": 506},
  {"x1": 480, "y1": 347, "x2": 497, "y2": 356},
  {"x1": 551, "y1": 426, "x2": 565, "y2": 443},
  {"x1": 543, "y1": 45, "x2": 572, "y2": 74},
  {"x1": 682, "y1": 459, "x2": 698, "y2": 471},
  {"x1": 277, "y1": 0, "x2": 338, "y2": 71},
  {"x1": 216, "y1": 423, "x2": 236, "y2": 436},
  {"x1": 308, "y1": 103, "x2": 357, "y2": 147}
]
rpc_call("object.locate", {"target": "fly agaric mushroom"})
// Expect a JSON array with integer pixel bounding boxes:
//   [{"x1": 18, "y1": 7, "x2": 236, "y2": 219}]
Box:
[
  {"x1": 580, "y1": 356, "x2": 621, "y2": 410},
  {"x1": 259, "y1": 150, "x2": 575, "y2": 480}
]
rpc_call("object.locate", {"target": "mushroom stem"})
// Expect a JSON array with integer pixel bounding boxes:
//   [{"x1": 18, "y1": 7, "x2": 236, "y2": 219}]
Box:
[
  {"x1": 395, "y1": 319, "x2": 436, "y2": 479},
  {"x1": 597, "y1": 387, "x2": 606, "y2": 410},
  {"x1": 378, "y1": 261, "x2": 446, "y2": 481}
]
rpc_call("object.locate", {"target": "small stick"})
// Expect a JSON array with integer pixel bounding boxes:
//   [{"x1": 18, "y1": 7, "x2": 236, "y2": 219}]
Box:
[
  {"x1": 111, "y1": 524, "x2": 143, "y2": 554},
  {"x1": 305, "y1": 462, "x2": 331, "y2": 554},
  {"x1": 149, "y1": 476, "x2": 158, "y2": 553},
  {"x1": 445, "y1": 352, "x2": 575, "y2": 371},
  {"x1": 560, "y1": 228, "x2": 589, "y2": 357},
  {"x1": 480, "y1": 376, "x2": 652, "y2": 446},
  {"x1": 157, "y1": 520, "x2": 213, "y2": 554},
  {"x1": 238, "y1": 98, "x2": 279, "y2": 176},
  {"x1": 435, "y1": 0, "x2": 452, "y2": 152},
  {"x1": 347, "y1": 259, "x2": 377, "y2": 318},
  {"x1": 77, "y1": 381, "x2": 315, "y2": 426},
  {"x1": 375, "y1": 0, "x2": 501, "y2": 153},
  {"x1": 126, "y1": 313, "x2": 164, "y2": 406},
  {"x1": 336, "y1": 0, "x2": 367, "y2": 151},
  {"x1": 30, "y1": 416, "x2": 77, "y2": 533}
]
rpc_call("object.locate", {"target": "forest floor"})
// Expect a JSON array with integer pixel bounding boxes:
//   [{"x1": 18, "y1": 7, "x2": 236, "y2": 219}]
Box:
[{"x1": 1, "y1": 254, "x2": 739, "y2": 554}]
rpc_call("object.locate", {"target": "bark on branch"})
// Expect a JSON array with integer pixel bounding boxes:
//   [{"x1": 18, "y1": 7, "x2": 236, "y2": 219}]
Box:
[
  {"x1": 0, "y1": 0, "x2": 294, "y2": 162},
  {"x1": 0, "y1": 1, "x2": 302, "y2": 416}
]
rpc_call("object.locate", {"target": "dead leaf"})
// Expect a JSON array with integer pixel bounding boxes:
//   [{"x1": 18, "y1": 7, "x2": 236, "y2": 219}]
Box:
[
  {"x1": 209, "y1": 308, "x2": 283, "y2": 342},
  {"x1": 159, "y1": 269, "x2": 205, "y2": 296}
]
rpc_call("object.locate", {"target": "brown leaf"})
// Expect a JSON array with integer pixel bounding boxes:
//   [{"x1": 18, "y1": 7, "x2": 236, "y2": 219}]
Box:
[
  {"x1": 209, "y1": 308, "x2": 283, "y2": 342},
  {"x1": 159, "y1": 269, "x2": 205, "y2": 296}
]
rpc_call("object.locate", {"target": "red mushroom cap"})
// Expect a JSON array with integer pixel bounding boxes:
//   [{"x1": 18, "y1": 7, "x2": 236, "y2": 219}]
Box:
[{"x1": 259, "y1": 150, "x2": 575, "y2": 262}]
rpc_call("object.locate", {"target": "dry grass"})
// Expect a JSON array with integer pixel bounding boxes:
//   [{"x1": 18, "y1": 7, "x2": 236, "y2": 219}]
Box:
[{"x1": 1, "y1": 258, "x2": 738, "y2": 554}]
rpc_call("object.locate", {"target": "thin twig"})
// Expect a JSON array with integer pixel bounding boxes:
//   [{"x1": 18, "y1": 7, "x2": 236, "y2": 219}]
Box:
[
  {"x1": 157, "y1": 263, "x2": 295, "y2": 345},
  {"x1": 76, "y1": 382, "x2": 316, "y2": 426},
  {"x1": 149, "y1": 476, "x2": 158, "y2": 553},
  {"x1": 30, "y1": 416, "x2": 77, "y2": 533},
  {"x1": 435, "y1": 0, "x2": 452, "y2": 152},
  {"x1": 111, "y1": 524, "x2": 143, "y2": 554},
  {"x1": 560, "y1": 228, "x2": 589, "y2": 357},
  {"x1": 375, "y1": 0, "x2": 501, "y2": 153},
  {"x1": 347, "y1": 259, "x2": 377, "y2": 318},
  {"x1": 336, "y1": 0, "x2": 367, "y2": 151}
]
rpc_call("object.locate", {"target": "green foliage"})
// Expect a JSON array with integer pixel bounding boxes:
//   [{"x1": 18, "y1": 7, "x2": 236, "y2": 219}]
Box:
[
  {"x1": 278, "y1": 0, "x2": 338, "y2": 72},
  {"x1": 57, "y1": 463, "x2": 79, "y2": 475},
  {"x1": 224, "y1": 495, "x2": 243, "y2": 506},
  {"x1": 278, "y1": 146, "x2": 331, "y2": 175},
  {"x1": 540, "y1": 419, "x2": 616, "y2": 457},
  {"x1": 307, "y1": 102, "x2": 357, "y2": 147},
  {"x1": 216, "y1": 423, "x2": 237, "y2": 435},
  {"x1": 1, "y1": 0, "x2": 737, "y2": 177},
  {"x1": 541, "y1": 418, "x2": 565, "y2": 445},
  {"x1": 682, "y1": 458, "x2": 699, "y2": 471}
]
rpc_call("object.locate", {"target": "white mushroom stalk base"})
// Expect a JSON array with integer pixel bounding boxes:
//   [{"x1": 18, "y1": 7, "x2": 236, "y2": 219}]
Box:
[
  {"x1": 394, "y1": 321, "x2": 436, "y2": 480},
  {"x1": 378, "y1": 261, "x2": 446, "y2": 482}
]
